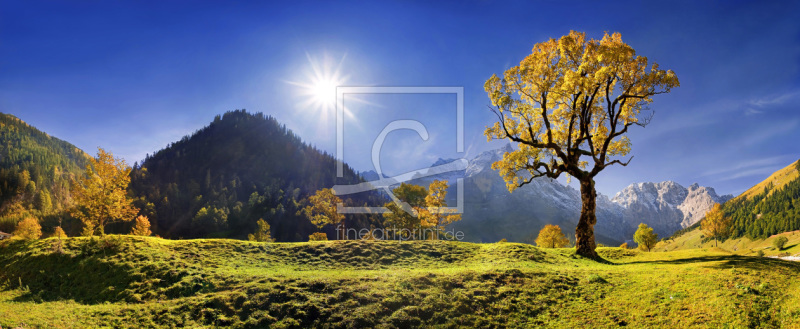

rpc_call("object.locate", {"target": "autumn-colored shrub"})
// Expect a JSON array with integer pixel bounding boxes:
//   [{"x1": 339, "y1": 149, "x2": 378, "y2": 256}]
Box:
[
  {"x1": 309, "y1": 232, "x2": 328, "y2": 241},
  {"x1": 14, "y1": 217, "x2": 42, "y2": 240}
]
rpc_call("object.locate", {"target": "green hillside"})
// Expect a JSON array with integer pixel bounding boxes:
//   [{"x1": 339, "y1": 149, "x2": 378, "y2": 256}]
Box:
[
  {"x1": 2, "y1": 236, "x2": 799, "y2": 328},
  {"x1": 0, "y1": 113, "x2": 90, "y2": 233},
  {"x1": 737, "y1": 160, "x2": 800, "y2": 201},
  {"x1": 723, "y1": 160, "x2": 800, "y2": 239}
]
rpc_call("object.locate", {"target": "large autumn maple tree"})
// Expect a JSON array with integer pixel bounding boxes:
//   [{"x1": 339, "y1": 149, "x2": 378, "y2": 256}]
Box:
[{"x1": 484, "y1": 31, "x2": 679, "y2": 258}]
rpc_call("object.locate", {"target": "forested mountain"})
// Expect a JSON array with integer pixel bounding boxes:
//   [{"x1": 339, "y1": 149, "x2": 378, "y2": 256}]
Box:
[
  {"x1": 129, "y1": 110, "x2": 381, "y2": 240},
  {"x1": 722, "y1": 159, "x2": 800, "y2": 239},
  {"x1": 0, "y1": 113, "x2": 89, "y2": 232}
]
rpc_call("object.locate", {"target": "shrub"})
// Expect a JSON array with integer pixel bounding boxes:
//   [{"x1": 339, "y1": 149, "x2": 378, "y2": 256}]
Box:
[
  {"x1": 308, "y1": 232, "x2": 328, "y2": 241},
  {"x1": 51, "y1": 226, "x2": 68, "y2": 238},
  {"x1": 757, "y1": 250, "x2": 765, "y2": 257},
  {"x1": 773, "y1": 236, "x2": 789, "y2": 250},
  {"x1": 14, "y1": 217, "x2": 42, "y2": 240},
  {"x1": 499, "y1": 238, "x2": 507, "y2": 243},
  {"x1": 130, "y1": 215, "x2": 152, "y2": 236},
  {"x1": 247, "y1": 219, "x2": 274, "y2": 242},
  {"x1": 619, "y1": 242, "x2": 629, "y2": 249}
]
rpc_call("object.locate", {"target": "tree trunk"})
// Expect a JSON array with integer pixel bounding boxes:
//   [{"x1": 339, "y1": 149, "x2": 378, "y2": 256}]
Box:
[{"x1": 575, "y1": 178, "x2": 598, "y2": 258}]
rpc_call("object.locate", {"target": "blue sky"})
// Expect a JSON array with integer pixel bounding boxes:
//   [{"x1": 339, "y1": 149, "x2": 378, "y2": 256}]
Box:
[{"x1": 1, "y1": 0, "x2": 799, "y2": 197}]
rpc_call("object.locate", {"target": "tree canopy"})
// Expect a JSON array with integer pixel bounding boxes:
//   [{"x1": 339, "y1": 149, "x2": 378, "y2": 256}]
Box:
[
  {"x1": 722, "y1": 172, "x2": 800, "y2": 239},
  {"x1": 71, "y1": 148, "x2": 138, "y2": 236},
  {"x1": 535, "y1": 224, "x2": 570, "y2": 248},
  {"x1": 303, "y1": 188, "x2": 345, "y2": 235},
  {"x1": 701, "y1": 203, "x2": 730, "y2": 247},
  {"x1": 419, "y1": 180, "x2": 462, "y2": 239},
  {"x1": 382, "y1": 183, "x2": 428, "y2": 239},
  {"x1": 0, "y1": 113, "x2": 89, "y2": 233},
  {"x1": 634, "y1": 223, "x2": 658, "y2": 251}
]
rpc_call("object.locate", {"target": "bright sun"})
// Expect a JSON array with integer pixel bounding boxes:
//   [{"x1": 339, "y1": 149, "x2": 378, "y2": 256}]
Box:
[
  {"x1": 310, "y1": 78, "x2": 338, "y2": 107},
  {"x1": 290, "y1": 53, "x2": 348, "y2": 113}
]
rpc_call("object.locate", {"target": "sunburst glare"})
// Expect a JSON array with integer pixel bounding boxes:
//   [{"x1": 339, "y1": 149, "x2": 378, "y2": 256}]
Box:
[{"x1": 291, "y1": 53, "x2": 348, "y2": 115}]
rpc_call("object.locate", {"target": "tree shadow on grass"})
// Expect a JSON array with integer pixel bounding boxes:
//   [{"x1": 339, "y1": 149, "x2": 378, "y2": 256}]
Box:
[{"x1": 620, "y1": 254, "x2": 800, "y2": 272}]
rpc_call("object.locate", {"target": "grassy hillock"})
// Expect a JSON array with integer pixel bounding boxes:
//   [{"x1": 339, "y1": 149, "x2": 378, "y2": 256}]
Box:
[{"x1": 2, "y1": 236, "x2": 800, "y2": 328}]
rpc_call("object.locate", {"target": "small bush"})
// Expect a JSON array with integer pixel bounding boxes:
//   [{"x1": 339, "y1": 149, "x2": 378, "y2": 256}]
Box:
[
  {"x1": 308, "y1": 232, "x2": 328, "y2": 241},
  {"x1": 619, "y1": 242, "x2": 629, "y2": 249},
  {"x1": 757, "y1": 250, "x2": 765, "y2": 257},
  {"x1": 130, "y1": 215, "x2": 152, "y2": 236},
  {"x1": 499, "y1": 238, "x2": 507, "y2": 243},
  {"x1": 773, "y1": 236, "x2": 788, "y2": 250},
  {"x1": 14, "y1": 217, "x2": 42, "y2": 240},
  {"x1": 51, "y1": 226, "x2": 68, "y2": 238}
]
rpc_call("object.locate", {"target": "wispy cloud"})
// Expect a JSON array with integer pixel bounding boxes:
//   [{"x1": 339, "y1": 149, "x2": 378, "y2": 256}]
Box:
[
  {"x1": 741, "y1": 119, "x2": 799, "y2": 147},
  {"x1": 699, "y1": 154, "x2": 795, "y2": 181},
  {"x1": 749, "y1": 89, "x2": 800, "y2": 107},
  {"x1": 745, "y1": 89, "x2": 800, "y2": 115},
  {"x1": 717, "y1": 167, "x2": 782, "y2": 181}
]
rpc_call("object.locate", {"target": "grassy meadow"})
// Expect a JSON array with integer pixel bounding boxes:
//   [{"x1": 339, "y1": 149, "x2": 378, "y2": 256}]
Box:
[{"x1": 1, "y1": 236, "x2": 799, "y2": 328}]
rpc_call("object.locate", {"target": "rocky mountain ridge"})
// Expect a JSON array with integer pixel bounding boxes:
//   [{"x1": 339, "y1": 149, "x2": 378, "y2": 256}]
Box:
[{"x1": 360, "y1": 145, "x2": 731, "y2": 244}]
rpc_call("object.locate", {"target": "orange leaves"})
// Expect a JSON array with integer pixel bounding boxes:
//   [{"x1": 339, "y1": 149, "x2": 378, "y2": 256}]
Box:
[
  {"x1": 71, "y1": 148, "x2": 138, "y2": 236},
  {"x1": 701, "y1": 203, "x2": 731, "y2": 243},
  {"x1": 419, "y1": 180, "x2": 462, "y2": 233},
  {"x1": 131, "y1": 215, "x2": 152, "y2": 236},
  {"x1": 535, "y1": 224, "x2": 570, "y2": 248}
]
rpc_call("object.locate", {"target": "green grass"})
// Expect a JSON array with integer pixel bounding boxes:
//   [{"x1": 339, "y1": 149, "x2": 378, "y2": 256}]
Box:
[{"x1": 2, "y1": 236, "x2": 800, "y2": 328}]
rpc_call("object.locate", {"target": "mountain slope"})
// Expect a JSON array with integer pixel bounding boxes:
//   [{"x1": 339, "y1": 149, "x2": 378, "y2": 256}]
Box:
[
  {"x1": 723, "y1": 159, "x2": 800, "y2": 239},
  {"x1": 738, "y1": 159, "x2": 800, "y2": 201},
  {"x1": 0, "y1": 113, "x2": 90, "y2": 232},
  {"x1": 665, "y1": 158, "x2": 800, "y2": 250},
  {"x1": 411, "y1": 146, "x2": 731, "y2": 245},
  {"x1": 129, "y1": 110, "x2": 379, "y2": 240}
]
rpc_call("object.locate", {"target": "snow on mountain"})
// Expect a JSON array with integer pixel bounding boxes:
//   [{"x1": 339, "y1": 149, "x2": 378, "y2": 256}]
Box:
[
  {"x1": 359, "y1": 144, "x2": 730, "y2": 244},
  {"x1": 450, "y1": 144, "x2": 630, "y2": 244},
  {"x1": 611, "y1": 181, "x2": 733, "y2": 238}
]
